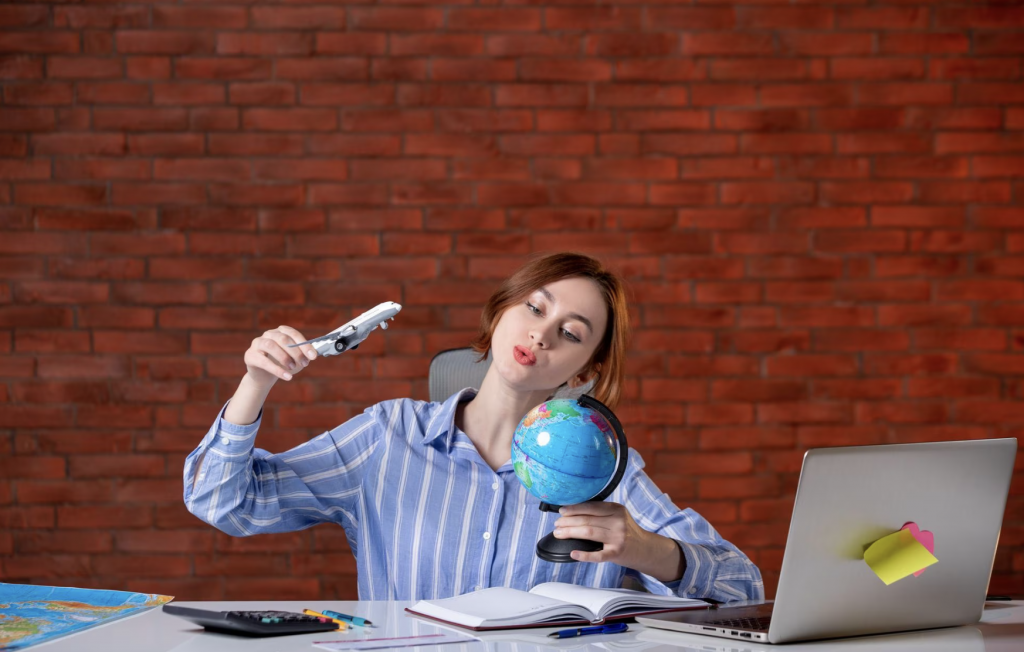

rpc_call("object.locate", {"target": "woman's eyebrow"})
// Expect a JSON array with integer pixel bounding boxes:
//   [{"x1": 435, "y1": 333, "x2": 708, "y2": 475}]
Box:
[{"x1": 538, "y1": 287, "x2": 593, "y2": 334}]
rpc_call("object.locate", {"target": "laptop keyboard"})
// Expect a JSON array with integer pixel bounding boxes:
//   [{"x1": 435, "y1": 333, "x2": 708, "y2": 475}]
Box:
[{"x1": 704, "y1": 616, "x2": 771, "y2": 631}]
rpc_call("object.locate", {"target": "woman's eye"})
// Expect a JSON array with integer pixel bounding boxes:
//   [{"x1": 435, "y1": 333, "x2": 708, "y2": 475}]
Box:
[
  {"x1": 562, "y1": 330, "x2": 580, "y2": 343},
  {"x1": 526, "y1": 302, "x2": 541, "y2": 315}
]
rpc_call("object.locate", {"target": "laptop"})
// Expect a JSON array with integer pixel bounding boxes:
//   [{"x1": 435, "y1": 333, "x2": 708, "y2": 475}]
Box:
[{"x1": 637, "y1": 438, "x2": 1017, "y2": 645}]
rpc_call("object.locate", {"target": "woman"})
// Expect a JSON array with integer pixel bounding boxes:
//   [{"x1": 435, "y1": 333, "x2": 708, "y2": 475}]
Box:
[{"x1": 184, "y1": 252, "x2": 763, "y2": 602}]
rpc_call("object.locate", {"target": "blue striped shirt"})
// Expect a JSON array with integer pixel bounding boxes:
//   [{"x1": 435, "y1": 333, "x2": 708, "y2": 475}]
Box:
[{"x1": 184, "y1": 388, "x2": 763, "y2": 602}]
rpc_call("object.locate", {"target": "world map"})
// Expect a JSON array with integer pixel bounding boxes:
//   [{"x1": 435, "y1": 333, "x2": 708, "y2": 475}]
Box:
[
  {"x1": 512, "y1": 398, "x2": 618, "y2": 507},
  {"x1": 0, "y1": 583, "x2": 172, "y2": 650}
]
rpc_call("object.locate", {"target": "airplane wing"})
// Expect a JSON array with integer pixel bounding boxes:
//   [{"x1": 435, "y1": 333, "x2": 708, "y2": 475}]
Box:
[{"x1": 288, "y1": 325, "x2": 356, "y2": 348}]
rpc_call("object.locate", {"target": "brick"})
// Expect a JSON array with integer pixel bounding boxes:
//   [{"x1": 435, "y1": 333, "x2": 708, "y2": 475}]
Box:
[
  {"x1": 94, "y1": 108, "x2": 188, "y2": 131},
  {"x1": 15, "y1": 331, "x2": 90, "y2": 353},
  {"x1": 126, "y1": 56, "x2": 169, "y2": 79},
  {"x1": 190, "y1": 107, "x2": 239, "y2": 131},
  {"x1": 117, "y1": 31, "x2": 213, "y2": 55},
  {"x1": 175, "y1": 58, "x2": 271, "y2": 80},
  {"x1": 976, "y1": 33, "x2": 1024, "y2": 55},
  {"x1": 217, "y1": 33, "x2": 312, "y2": 56},
  {"x1": 316, "y1": 33, "x2": 387, "y2": 56},
  {"x1": 92, "y1": 555, "x2": 190, "y2": 577},
  {"x1": 880, "y1": 33, "x2": 966, "y2": 54},
  {"x1": 975, "y1": 156, "x2": 1024, "y2": 178},
  {"x1": 0, "y1": 32, "x2": 78, "y2": 54},
  {"x1": 700, "y1": 477, "x2": 778, "y2": 499},
  {"x1": 127, "y1": 135, "x2": 204, "y2": 156},
  {"x1": 228, "y1": 82, "x2": 296, "y2": 106},
  {"x1": 392, "y1": 34, "x2": 483, "y2": 57},
  {"x1": 16, "y1": 531, "x2": 112, "y2": 554},
  {"x1": 14, "y1": 281, "x2": 108, "y2": 304},
  {"x1": 938, "y1": 280, "x2": 1024, "y2": 302},
  {"x1": 209, "y1": 134, "x2": 304, "y2": 156},
  {"x1": 546, "y1": 7, "x2": 641, "y2": 31},
  {"x1": 53, "y1": 158, "x2": 150, "y2": 181},
  {"x1": 0, "y1": 453, "x2": 66, "y2": 478},
  {"x1": 921, "y1": 181, "x2": 1011, "y2": 204},
  {"x1": 780, "y1": 33, "x2": 872, "y2": 56},
  {"x1": 486, "y1": 34, "x2": 580, "y2": 57},
  {"x1": 243, "y1": 108, "x2": 337, "y2": 131},
  {"x1": 279, "y1": 60, "x2": 369, "y2": 82},
  {"x1": 857, "y1": 402, "x2": 948, "y2": 424},
  {"x1": 863, "y1": 354, "x2": 957, "y2": 376},
  {"x1": 0, "y1": 5, "x2": 49, "y2": 27},
  {"x1": 251, "y1": 7, "x2": 346, "y2": 29},
  {"x1": 495, "y1": 84, "x2": 586, "y2": 107},
  {"x1": 907, "y1": 378, "x2": 1000, "y2": 399}
]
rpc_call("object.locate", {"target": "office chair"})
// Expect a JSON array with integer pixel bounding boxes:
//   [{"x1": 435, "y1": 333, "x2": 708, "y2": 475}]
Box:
[
  {"x1": 428, "y1": 348, "x2": 492, "y2": 403},
  {"x1": 427, "y1": 347, "x2": 595, "y2": 403}
]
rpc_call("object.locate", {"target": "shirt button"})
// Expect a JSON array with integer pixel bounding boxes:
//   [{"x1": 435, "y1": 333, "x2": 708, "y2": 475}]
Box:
[
  {"x1": 491, "y1": 482, "x2": 499, "y2": 490},
  {"x1": 220, "y1": 437, "x2": 230, "y2": 445},
  {"x1": 483, "y1": 532, "x2": 491, "y2": 540},
  {"x1": 475, "y1": 585, "x2": 482, "y2": 591}
]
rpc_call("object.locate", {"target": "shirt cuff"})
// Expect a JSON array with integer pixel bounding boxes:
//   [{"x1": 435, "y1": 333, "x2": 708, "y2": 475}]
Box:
[
  {"x1": 673, "y1": 539, "x2": 705, "y2": 599},
  {"x1": 207, "y1": 400, "x2": 262, "y2": 456}
]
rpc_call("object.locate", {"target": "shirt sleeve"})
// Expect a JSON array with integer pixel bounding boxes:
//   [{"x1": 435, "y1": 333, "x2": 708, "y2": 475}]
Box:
[
  {"x1": 619, "y1": 449, "x2": 765, "y2": 603},
  {"x1": 182, "y1": 399, "x2": 384, "y2": 543}
]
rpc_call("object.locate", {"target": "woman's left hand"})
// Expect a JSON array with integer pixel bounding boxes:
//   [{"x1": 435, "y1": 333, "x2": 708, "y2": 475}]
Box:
[{"x1": 553, "y1": 501, "x2": 685, "y2": 582}]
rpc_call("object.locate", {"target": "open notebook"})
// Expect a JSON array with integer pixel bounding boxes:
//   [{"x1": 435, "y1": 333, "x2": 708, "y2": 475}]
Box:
[{"x1": 405, "y1": 583, "x2": 709, "y2": 631}]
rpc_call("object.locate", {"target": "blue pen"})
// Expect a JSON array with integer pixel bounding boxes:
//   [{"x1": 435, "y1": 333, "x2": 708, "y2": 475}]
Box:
[
  {"x1": 321, "y1": 609, "x2": 373, "y2": 627},
  {"x1": 548, "y1": 622, "x2": 629, "y2": 639}
]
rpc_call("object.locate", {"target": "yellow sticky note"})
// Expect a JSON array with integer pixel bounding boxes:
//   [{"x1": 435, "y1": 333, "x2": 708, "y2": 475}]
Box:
[{"x1": 864, "y1": 528, "x2": 938, "y2": 585}]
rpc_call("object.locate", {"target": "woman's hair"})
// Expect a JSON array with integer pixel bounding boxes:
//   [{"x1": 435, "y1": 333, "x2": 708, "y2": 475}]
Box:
[{"x1": 469, "y1": 252, "x2": 631, "y2": 409}]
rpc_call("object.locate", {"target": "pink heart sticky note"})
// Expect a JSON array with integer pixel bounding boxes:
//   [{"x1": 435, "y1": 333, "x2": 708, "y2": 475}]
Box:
[{"x1": 901, "y1": 522, "x2": 935, "y2": 577}]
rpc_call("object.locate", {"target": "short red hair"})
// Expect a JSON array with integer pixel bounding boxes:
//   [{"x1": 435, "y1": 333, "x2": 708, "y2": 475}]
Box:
[{"x1": 469, "y1": 252, "x2": 631, "y2": 410}]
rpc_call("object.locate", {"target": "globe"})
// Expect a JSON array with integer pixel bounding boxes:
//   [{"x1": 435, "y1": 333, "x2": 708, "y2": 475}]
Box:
[{"x1": 512, "y1": 398, "x2": 619, "y2": 507}]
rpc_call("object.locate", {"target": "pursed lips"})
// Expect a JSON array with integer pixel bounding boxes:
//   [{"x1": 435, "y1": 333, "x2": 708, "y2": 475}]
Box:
[{"x1": 514, "y1": 345, "x2": 536, "y2": 365}]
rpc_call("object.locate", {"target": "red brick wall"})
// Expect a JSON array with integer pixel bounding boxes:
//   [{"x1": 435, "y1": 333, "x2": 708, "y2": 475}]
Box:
[{"x1": 2, "y1": 2, "x2": 1023, "y2": 600}]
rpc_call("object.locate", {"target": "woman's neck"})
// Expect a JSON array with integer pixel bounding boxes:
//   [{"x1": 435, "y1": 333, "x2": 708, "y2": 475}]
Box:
[{"x1": 454, "y1": 373, "x2": 551, "y2": 472}]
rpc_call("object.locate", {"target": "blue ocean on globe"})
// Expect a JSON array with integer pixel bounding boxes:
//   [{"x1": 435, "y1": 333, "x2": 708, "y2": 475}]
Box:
[{"x1": 512, "y1": 398, "x2": 618, "y2": 506}]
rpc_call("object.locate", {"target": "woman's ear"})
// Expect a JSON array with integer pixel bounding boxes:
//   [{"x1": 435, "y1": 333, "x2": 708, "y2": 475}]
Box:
[{"x1": 569, "y1": 362, "x2": 602, "y2": 388}]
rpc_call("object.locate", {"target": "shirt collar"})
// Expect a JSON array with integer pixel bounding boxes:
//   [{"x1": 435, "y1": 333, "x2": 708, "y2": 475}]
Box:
[{"x1": 422, "y1": 386, "x2": 479, "y2": 451}]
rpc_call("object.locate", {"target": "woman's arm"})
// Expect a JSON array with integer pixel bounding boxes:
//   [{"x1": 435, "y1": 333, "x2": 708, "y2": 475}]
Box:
[
  {"x1": 184, "y1": 400, "x2": 382, "y2": 536},
  {"x1": 191, "y1": 325, "x2": 316, "y2": 485},
  {"x1": 184, "y1": 324, "x2": 381, "y2": 536},
  {"x1": 553, "y1": 450, "x2": 764, "y2": 602}
]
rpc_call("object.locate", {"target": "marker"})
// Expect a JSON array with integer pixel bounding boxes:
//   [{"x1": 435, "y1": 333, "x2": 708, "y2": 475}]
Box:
[
  {"x1": 548, "y1": 623, "x2": 629, "y2": 639},
  {"x1": 303, "y1": 609, "x2": 348, "y2": 630},
  {"x1": 321, "y1": 609, "x2": 373, "y2": 627}
]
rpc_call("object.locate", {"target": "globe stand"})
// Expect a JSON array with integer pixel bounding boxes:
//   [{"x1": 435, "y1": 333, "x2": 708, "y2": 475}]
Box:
[{"x1": 535, "y1": 394, "x2": 629, "y2": 563}]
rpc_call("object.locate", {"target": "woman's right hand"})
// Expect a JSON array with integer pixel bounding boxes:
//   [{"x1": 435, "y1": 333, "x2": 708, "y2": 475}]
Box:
[{"x1": 243, "y1": 325, "x2": 319, "y2": 387}]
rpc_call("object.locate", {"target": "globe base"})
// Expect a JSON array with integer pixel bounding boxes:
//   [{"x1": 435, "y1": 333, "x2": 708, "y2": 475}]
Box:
[{"x1": 536, "y1": 531, "x2": 603, "y2": 563}]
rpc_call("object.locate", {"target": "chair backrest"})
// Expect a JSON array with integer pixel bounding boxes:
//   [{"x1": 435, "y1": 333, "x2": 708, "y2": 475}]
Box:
[
  {"x1": 428, "y1": 348, "x2": 491, "y2": 403},
  {"x1": 427, "y1": 347, "x2": 597, "y2": 404}
]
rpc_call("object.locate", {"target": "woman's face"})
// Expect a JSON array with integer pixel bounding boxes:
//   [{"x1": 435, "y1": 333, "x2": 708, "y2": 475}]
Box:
[{"x1": 490, "y1": 276, "x2": 609, "y2": 393}]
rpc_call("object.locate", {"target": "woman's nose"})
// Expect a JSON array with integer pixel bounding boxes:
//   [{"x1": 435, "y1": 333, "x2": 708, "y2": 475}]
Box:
[{"x1": 529, "y1": 330, "x2": 547, "y2": 349}]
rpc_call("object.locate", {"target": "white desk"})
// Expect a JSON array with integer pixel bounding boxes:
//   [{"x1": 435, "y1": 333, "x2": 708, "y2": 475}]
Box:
[{"x1": 33, "y1": 600, "x2": 1024, "y2": 652}]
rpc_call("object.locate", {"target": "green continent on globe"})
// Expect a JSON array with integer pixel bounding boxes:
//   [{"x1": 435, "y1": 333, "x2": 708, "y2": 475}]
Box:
[
  {"x1": 522, "y1": 401, "x2": 582, "y2": 429},
  {"x1": 513, "y1": 461, "x2": 532, "y2": 488},
  {"x1": 511, "y1": 398, "x2": 618, "y2": 506}
]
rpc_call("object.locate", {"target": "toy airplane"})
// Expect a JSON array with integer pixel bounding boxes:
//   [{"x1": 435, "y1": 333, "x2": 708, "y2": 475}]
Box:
[{"x1": 288, "y1": 301, "x2": 401, "y2": 357}]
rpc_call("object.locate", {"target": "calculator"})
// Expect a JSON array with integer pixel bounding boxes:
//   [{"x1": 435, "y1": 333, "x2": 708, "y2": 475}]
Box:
[{"x1": 163, "y1": 605, "x2": 341, "y2": 637}]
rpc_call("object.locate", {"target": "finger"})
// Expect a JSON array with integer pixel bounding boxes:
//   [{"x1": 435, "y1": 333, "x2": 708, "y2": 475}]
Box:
[
  {"x1": 247, "y1": 352, "x2": 293, "y2": 382},
  {"x1": 570, "y1": 549, "x2": 608, "y2": 563},
  {"x1": 277, "y1": 325, "x2": 317, "y2": 360},
  {"x1": 553, "y1": 525, "x2": 608, "y2": 542},
  {"x1": 264, "y1": 330, "x2": 308, "y2": 368},
  {"x1": 555, "y1": 514, "x2": 601, "y2": 528},
  {"x1": 256, "y1": 339, "x2": 302, "y2": 373}
]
